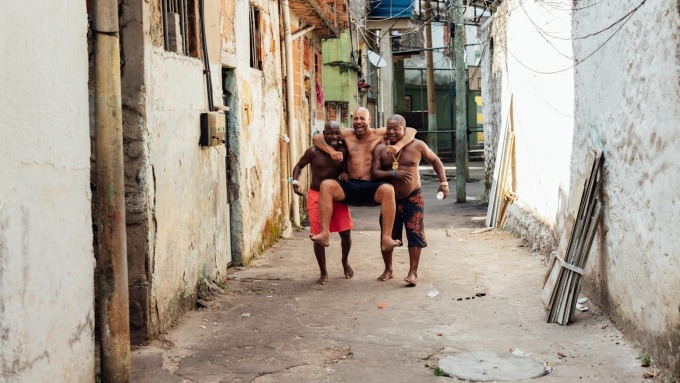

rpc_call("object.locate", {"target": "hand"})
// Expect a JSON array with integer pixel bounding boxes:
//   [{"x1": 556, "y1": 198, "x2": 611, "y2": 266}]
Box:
[
  {"x1": 330, "y1": 151, "x2": 343, "y2": 161},
  {"x1": 293, "y1": 184, "x2": 304, "y2": 197},
  {"x1": 385, "y1": 145, "x2": 400, "y2": 156},
  {"x1": 338, "y1": 172, "x2": 349, "y2": 182},
  {"x1": 438, "y1": 185, "x2": 449, "y2": 199},
  {"x1": 395, "y1": 169, "x2": 413, "y2": 184}
]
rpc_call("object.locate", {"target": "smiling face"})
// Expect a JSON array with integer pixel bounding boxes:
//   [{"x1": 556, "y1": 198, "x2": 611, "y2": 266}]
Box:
[
  {"x1": 385, "y1": 116, "x2": 405, "y2": 145},
  {"x1": 323, "y1": 121, "x2": 342, "y2": 149},
  {"x1": 352, "y1": 108, "x2": 371, "y2": 138}
]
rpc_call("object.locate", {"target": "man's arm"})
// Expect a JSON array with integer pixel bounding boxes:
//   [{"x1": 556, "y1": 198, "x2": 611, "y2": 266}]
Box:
[
  {"x1": 420, "y1": 143, "x2": 449, "y2": 199},
  {"x1": 338, "y1": 145, "x2": 349, "y2": 182},
  {"x1": 373, "y1": 127, "x2": 418, "y2": 155},
  {"x1": 291, "y1": 148, "x2": 315, "y2": 196},
  {"x1": 371, "y1": 144, "x2": 413, "y2": 183},
  {"x1": 311, "y1": 133, "x2": 343, "y2": 161},
  {"x1": 371, "y1": 144, "x2": 390, "y2": 181}
]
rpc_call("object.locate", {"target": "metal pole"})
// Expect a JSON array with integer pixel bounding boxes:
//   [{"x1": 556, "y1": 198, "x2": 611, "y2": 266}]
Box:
[
  {"x1": 453, "y1": 0, "x2": 468, "y2": 202},
  {"x1": 282, "y1": 0, "x2": 300, "y2": 231},
  {"x1": 93, "y1": 0, "x2": 132, "y2": 380},
  {"x1": 425, "y1": 1, "x2": 438, "y2": 152}
]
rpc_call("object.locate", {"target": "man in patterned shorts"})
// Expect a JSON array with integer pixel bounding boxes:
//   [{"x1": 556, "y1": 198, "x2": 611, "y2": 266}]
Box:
[{"x1": 371, "y1": 114, "x2": 449, "y2": 286}]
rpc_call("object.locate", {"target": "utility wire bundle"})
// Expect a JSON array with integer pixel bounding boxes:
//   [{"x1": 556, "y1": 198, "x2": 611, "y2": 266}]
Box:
[{"x1": 542, "y1": 148, "x2": 603, "y2": 325}]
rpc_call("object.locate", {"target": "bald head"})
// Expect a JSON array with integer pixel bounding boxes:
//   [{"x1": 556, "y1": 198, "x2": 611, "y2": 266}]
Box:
[
  {"x1": 355, "y1": 107, "x2": 370, "y2": 116},
  {"x1": 386, "y1": 114, "x2": 406, "y2": 127},
  {"x1": 324, "y1": 120, "x2": 341, "y2": 131}
]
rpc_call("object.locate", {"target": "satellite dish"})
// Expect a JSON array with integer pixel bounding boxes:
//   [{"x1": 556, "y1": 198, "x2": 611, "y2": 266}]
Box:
[{"x1": 367, "y1": 50, "x2": 387, "y2": 68}]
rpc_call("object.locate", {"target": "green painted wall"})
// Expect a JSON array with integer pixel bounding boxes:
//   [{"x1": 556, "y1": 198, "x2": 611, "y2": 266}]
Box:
[{"x1": 322, "y1": 30, "x2": 361, "y2": 127}]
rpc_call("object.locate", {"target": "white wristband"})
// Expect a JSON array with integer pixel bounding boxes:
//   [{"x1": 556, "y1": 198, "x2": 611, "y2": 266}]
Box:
[{"x1": 291, "y1": 180, "x2": 300, "y2": 186}]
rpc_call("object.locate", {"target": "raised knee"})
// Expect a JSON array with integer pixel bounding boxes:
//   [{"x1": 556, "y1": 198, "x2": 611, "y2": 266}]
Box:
[
  {"x1": 320, "y1": 179, "x2": 337, "y2": 191},
  {"x1": 377, "y1": 184, "x2": 395, "y2": 197}
]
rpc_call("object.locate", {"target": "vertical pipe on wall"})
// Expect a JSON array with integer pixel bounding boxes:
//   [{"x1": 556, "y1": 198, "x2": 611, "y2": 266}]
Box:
[
  {"x1": 282, "y1": 0, "x2": 301, "y2": 229},
  {"x1": 92, "y1": 0, "x2": 132, "y2": 381},
  {"x1": 425, "y1": 0, "x2": 438, "y2": 152},
  {"x1": 453, "y1": 0, "x2": 468, "y2": 202}
]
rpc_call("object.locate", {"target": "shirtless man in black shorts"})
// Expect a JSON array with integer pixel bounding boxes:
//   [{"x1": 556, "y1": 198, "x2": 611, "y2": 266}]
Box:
[
  {"x1": 310, "y1": 107, "x2": 417, "y2": 252},
  {"x1": 371, "y1": 114, "x2": 448, "y2": 286}
]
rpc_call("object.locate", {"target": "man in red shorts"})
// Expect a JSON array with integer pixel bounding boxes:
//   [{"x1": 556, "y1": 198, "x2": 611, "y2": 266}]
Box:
[{"x1": 292, "y1": 121, "x2": 353, "y2": 285}]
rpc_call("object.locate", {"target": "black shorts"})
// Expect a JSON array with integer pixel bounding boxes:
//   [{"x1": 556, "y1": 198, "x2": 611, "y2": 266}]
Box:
[{"x1": 337, "y1": 179, "x2": 387, "y2": 207}]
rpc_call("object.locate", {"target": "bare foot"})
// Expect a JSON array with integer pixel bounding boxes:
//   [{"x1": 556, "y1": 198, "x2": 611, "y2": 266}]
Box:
[
  {"x1": 404, "y1": 272, "x2": 417, "y2": 286},
  {"x1": 343, "y1": 262, "x2": 354, "y2": 279},
  {"x1": 380, "y1": 237, "x2": 401, "y2": 252},
  {"x1": 316, "y1": 275, "x2": 328, "y2": 285},
  {"x1": 377, "y1": 270, "x2": 393, "y2": 281},
  {"x1": 310, "y1": 232, "x2": 330, "y2": 247}
]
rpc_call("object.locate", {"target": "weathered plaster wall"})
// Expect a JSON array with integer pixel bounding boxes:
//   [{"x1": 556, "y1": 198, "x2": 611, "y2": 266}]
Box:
[
  {"x1": 482, "y1": 0, "x2": 575, "y2": 254},
  {"x1": 145, "y1": 47, "x2": 231, "y2": 332},
  {"x1": 572, "y1": 0, "x2": 680, "y2": 373},
  {"x1": 484, "y1": 0, "x2": 680, "y2": 373},
  {"x1": 120, "y1": 0, "x2": 153, "y2": 343},
  {"x1": 227, "y1": 0, "x2": 285, "y2": 264},
  {"x1": 122, "y1": 0, "x2": 231, "y2": 338},
  {"x1": 0, "y1": 3, "x2": 94, "y2": 381}
]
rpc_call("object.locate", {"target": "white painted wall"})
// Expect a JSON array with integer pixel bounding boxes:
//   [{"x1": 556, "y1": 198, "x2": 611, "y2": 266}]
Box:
[
  {"x1": 503, "y1": 0, "x2": 575, "y2": 226},
  {"x1": 483, "y1": 0, "x2": 575, "y2": 252},
  {"x1": 0, "y1": 3, "x2": 94, "y2": 381},
  {"x1": 484, "y1": 0, "x2": 680, "y2": 372},
  {"x1": 572, "y1": 0, "x2": 680, "y2": 372}
]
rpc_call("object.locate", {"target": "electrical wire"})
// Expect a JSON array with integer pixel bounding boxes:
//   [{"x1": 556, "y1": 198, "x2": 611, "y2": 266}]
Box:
[
  {"x1": 518, "y1": 1, "x2": 574, "y2": 59},
  {"x1": 539, "y1": 0, "x2": 608, "y2": 12},
  {"x1": 521, "y1": 0, "x2": 646, "y2": 41},
  {"x1": 506, "y1": 1, "x2": 641, "y2": 75}
]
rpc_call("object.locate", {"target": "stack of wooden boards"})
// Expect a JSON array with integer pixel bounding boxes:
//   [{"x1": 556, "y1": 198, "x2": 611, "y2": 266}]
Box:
[
  {"x1": 541, "y1": 148, "x2": 604, "y2": 324},
  {"x1": 486, "y1": 98, "x2": 517, "y2": 228}
]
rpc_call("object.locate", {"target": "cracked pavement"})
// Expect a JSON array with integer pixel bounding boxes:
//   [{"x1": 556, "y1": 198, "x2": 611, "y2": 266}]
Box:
[{"x1": 131, "y1": 176, "x2": 646, "y2": 382}]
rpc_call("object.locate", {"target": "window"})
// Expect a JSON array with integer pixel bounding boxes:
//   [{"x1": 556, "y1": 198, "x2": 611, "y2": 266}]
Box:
[
  {"x1": 249, "y1": 6, "x2": 263, "y2": 70},
  {"x1": 161, "y1": 0, "x2": 198, "y2": 56}
]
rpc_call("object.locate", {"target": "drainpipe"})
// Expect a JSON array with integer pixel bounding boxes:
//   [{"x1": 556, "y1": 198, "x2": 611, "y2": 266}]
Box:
[
  {"x1": 93, "y1": 0, "x2": 132, "y2": 381},
  {"x1": 282, "y1": 0, "x2": 300, "y2": 228}
]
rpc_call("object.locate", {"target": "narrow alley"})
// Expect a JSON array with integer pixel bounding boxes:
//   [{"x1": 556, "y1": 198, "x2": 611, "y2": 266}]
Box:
[
  {"x1": 4, "y1": 0, "x2": 678, "y2": 381},
  {"x1": 131, "y1": 174, "x2": 646, "y2": 382}
]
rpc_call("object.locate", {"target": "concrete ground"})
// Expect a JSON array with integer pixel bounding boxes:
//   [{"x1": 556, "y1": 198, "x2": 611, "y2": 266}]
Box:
[{"x1": 132, "y1": 163, "x2": 654, "y2": 382}]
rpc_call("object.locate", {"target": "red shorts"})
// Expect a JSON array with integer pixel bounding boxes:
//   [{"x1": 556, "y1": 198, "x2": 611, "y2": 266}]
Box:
[{"x1": 307, "y1": 189, "x2": 353, "y2": 235}]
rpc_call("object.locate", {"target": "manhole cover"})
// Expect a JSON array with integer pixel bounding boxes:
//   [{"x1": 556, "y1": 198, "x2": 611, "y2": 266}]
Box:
[{"x1": 437, "y1": 351, "x2": 547, "y2": 382}]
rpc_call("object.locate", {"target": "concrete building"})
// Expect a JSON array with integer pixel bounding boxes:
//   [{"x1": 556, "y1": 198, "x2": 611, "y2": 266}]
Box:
[
  {"x1": 481, "y1": 0, "x2": 680, "y2": 374},
  {"x1": 3, "y1": 0, "x2": 344, "y2": 379},
  {"x1": 0, "y1": 3, "x2": 94, "y2": 381},
  {"x1": 115, "y1": 0, "x2": 342, "y2": 342}
]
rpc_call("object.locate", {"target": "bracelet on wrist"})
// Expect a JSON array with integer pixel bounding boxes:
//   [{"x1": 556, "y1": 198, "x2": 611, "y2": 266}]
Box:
[
  {"x1": 439, "y1": 181, "x2": 448, "y2": 186},
  {"x1": 291, "y1": 180, "x2": 300, "y2": 186}
]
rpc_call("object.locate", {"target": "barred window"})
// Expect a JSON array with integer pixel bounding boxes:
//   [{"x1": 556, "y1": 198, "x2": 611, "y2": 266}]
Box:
[
  {"x1": 249, "y1": 7, "x2": 263, "y2": 70},
  {"x1": 162, "y1": 0, "x2": 199, "y2": 57}
]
